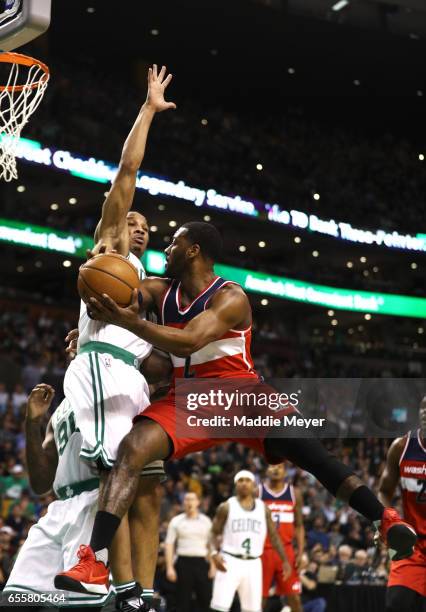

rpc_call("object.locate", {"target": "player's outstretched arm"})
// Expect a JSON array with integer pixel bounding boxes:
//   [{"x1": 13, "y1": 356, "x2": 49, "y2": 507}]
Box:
[
  {"x1": 210, "y1": 502, "x2": 229, "y2": 572},
  {"x1": 265, "y1": 505, "x2": 292, "y2": 580},
  {"x1": 25, "y1": 384, "x2": 58, "y2": 495},
  {"x1": 93, "y1": 65, "x2": 176, "y2": 256},
  {"x1": 87, "y1": 283, "x2": 249, "y2": 357},
  {"x1": 378, "y1": 437, "x2": 406, "y2": 507}
]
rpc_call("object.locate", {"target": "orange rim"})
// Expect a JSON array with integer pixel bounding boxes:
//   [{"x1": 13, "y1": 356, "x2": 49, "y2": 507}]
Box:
[{"x1": 0, "y1": 52, "x2": 50, "y2": 92}]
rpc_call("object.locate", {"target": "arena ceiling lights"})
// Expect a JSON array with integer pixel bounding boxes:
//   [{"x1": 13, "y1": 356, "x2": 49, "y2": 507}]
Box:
[
  {"x1": 5, "y1": 135, "x2": 426, "y2": 254},
  {"x1": 0, "y1": 217, "x2": 425, "y2": 319},
  {"x1": 331, "y1": 0, "x2": 349, "y2": 11}
]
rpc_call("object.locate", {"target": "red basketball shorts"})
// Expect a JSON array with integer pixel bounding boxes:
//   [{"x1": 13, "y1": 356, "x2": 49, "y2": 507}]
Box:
[
  {"x1": 135, "y1": 388, "x2": 274, "y2": 461},
  {"x1": 388, "y1": 540, "x2": 426, "y2": 597},
  {"x1": 262, "y1": 545, "x2": 302, "y2": 597}
]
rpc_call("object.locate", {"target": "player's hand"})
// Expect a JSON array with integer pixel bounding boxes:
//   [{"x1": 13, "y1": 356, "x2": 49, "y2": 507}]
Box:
[
  {"x1": 145, "y1": 65, "x2": 176, "y2": 113},
  {"x1": 88, "y1": 288, "x2": 141, "y2": 330},
  {"x1": 281, "y1": 558, "x2": 292, "y2": 581},
  {"x1": 212, "y1": 553, "x2": 227, "y2": 572},
  {"x1": 208, "y1": 562, "x2": 217, "y2": 579},
  {"x1": 86, "y1": 244, "x2": 117, "y2": 260},
  {"x1": 65, "y1": 328, "x2": 79, "y2": 355},
  {"x1": 295, "y1": 551, "x2": 304, "y2": 570},
  {"x1": 26, "y1": 384, "x2": 55, "y2": 422},
  {"x1": 166, "y1": 567, "x2": 177, "y2": 583}
]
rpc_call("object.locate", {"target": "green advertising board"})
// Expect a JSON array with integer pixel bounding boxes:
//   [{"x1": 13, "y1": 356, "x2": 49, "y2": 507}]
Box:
[{"x1": 1, "y1": 218, "x2": 424, "y2": 319}]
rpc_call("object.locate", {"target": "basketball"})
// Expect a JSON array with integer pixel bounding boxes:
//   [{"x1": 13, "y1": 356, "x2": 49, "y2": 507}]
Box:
[{"x1": 77, "y1": 253, "x2": 140, "y2": 307}]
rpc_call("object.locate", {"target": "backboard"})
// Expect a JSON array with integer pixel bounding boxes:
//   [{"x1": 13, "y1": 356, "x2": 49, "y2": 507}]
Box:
[{"x1": 0, "y1": 0, "x2": 51, "y2": 51}]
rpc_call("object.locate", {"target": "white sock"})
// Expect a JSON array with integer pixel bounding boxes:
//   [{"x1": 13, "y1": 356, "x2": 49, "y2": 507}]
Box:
[{"x1": 94, "y1": 548, "x2": 108, "y2": 565}]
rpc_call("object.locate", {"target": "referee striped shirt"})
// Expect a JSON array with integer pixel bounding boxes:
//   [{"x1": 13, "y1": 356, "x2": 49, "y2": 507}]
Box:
[{"x1": 166, "y1": 512, "x2": 212, "y2": 557}]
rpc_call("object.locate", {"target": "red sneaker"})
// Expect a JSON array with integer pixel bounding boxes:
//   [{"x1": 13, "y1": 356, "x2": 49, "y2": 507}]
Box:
[
  {"x1": 54, "y1": 545, "x2": 109, "y2": 595},
  {"x1": 377, "y1": 508, "x2": 417, "y2": 561}
]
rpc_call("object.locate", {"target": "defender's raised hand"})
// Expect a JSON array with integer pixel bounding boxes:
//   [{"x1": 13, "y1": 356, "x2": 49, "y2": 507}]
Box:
[
  {"x1": 26, "y1": 384, "x2": 55, "y2": 422},
  {"x1": 146, "y1": 64, "x2": 176, "y2": 113},
  {"x1": 65, "y1": 328, "x2": 79, "y2": 355}
]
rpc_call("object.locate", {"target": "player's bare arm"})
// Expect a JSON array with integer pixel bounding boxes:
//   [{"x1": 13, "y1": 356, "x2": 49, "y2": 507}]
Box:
[
  {"x1": 378, "y1": 437, "x2": 407, "y2": 507},
  {"x1": 299, "y1": 570, "x2": 317, "y2": 591},
  {"x1": 137, "y1": 276, "x2": 172, "y2": 314},
  {"x1": 140, "y1": 348, "x2": 173, "y2": 384},
  {"x1": 25, "y1": 384, "x2": 58, "y2": 495},
  {"x1": 210, "y1": 502, "x2": 230, "y2": 572},
  {"x1": 87, "y1": 283, "x2": 250, "y2": 357},
  {"x1": 165, "y1": 540, "x2": 177, "y2": 583},
  {"x1": 294, "y1": 487, "x2": 305, "y2": 568},
  {"x1": 265, "y1": 505, "x2": 292, "y2": 580},
  {"x1": 93, "y1": 65, "x2": 176, "y2": 256}
]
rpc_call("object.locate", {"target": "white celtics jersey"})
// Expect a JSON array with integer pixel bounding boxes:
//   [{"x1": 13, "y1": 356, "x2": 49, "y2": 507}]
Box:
[
  {"x1": 222, "y1": 496, "x2": 267, "y2": 558},
  {"x1": 77, "y1": 252, "x2": 152, "y2": 363},
  {"x1": 51, "y1": 399, "x2": 97, "y2": 495}
]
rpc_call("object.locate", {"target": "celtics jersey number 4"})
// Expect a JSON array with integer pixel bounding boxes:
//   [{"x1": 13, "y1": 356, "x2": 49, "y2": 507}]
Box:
[
  {"x1": 51, "y1": 399, "x2": 97, "y2": 495},
  {"x1": 222, "y1": 497, "x2": 267, "y2": 558}
]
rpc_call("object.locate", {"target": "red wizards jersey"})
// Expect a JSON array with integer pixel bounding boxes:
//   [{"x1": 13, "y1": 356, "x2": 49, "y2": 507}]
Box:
[
  {"x1": 399, "y1": 429, "x2": 426, "y2": 538},
  {"x1": 260, "y1": 482, "x2": 296, "y2": 547},
  {"x1": 160, "y1": 276, "x2": 257, "y2": 379}
]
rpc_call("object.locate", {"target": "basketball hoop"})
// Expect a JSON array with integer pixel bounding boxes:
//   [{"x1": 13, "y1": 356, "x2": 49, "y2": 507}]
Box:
[{"x1": 0, "y1": 52, "x2": 49, "y2": 181}]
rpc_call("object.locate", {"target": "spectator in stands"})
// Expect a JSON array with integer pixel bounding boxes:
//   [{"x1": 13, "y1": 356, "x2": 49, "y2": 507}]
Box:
[
  {"x1": 0, "y1": 527, "x2": 14, "y2": 578},
  {"x1": 307, "y1": 517, "x2": 330, "y2": 551},
  {"x1": 344, "y1": 517, "x2": 365, "y2": 549},
  {"x1": 10, "y1": 385, "x2": 26, "y2": 418},
  {"x1": 0, "y1": 543, "x2": 10, "y2": 590},
  {"x1": 0, "y1": 465, "x2": 28, "y2": 501},
  {"x1": 21, "y1": 360, "x2": 45, "y2": 393},
  {"x1": 299, "y1": 553, "x2": 327, "y2": 612},
  {"x1": 335, "y1": 545, "x2": 353, "y2": 583},
  {"x1": 0, "y1": 441, "x2": 14, "y2": 464},
  {"x1": 328, "y1": 521, "x2": 344, "y2": 549},
  {"x1": 5, "y1": 504, "x2": 27, "y2": 537},
  {"x1": 342, "y1": 549, "x2": 369, "y2": 584},
  {"x1": 0, "y1": 384, "x2": 8, "y2": 415}
]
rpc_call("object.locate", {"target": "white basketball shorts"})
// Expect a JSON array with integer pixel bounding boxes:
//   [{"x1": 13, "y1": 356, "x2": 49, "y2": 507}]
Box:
[
  {"x1": 211, "y1": 553, "x2": 262, "y2": 612},
  {"x1": 4, "y1": 489, "x2": 112, "y2": 607},
  {"x1": 64, "y1": 349, "x2": 152, "y2": 469}
]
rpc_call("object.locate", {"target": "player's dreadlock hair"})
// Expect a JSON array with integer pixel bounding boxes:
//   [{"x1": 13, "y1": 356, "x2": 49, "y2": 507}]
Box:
[{"x1": 181, "y1": 222, "x2": 223, "y2": 262}]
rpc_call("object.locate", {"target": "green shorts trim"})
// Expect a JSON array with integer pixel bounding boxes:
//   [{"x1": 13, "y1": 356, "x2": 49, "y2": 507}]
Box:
[
  {"x1": 79, "y1": 352, "x2": 113, "y2": 469},
  {"x1": 55, "y1": 477, "x2": 100, "y2": 500},
  {"x1": 78, "y1": 341, "x2": 139, "y2": 368}
]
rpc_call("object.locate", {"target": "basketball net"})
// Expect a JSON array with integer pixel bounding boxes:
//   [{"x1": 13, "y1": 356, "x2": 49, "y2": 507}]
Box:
[{"x1": 0, "y1": 52, "x2": 49, "y2": 181}]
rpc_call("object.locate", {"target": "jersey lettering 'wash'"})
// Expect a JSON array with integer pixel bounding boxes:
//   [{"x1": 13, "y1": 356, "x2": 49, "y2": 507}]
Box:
[{"x1": 399, "y1": 429, "x2": 426, "y2": 537}]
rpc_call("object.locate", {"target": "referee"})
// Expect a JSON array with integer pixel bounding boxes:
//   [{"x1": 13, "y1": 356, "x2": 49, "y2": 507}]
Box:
[{"x1": 165, "y1": 491, "x2": 214, "y2": 612}]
